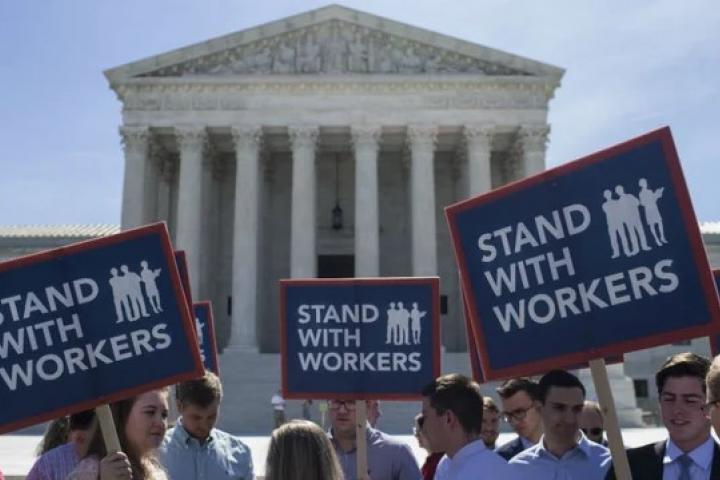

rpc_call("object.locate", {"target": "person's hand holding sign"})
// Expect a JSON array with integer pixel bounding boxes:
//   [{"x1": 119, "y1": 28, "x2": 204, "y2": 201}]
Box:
[{"x1": 100, "y1": 452, "x2": 133, "y2": 480}]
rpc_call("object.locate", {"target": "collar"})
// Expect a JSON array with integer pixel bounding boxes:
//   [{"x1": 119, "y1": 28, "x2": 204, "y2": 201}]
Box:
[
  {"x1": 663, "y1": 436, "x2": 715, "y2": 471},
  {"x1": 174, "y1": 417, "x2": 215, "y2": 447},
  {"x1": 519, "y1": 436, "x2": 536, "y2": 450},
  {"x1": 448, "y1": 438, "x2": 487, "y2": 462},
  {"x1": 536, "y1": 431, "x2": 592, "y2": 460}
]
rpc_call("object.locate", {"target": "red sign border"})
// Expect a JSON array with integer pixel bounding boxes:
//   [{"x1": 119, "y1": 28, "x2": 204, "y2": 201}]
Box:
[
  {"x1": 280, "y1": 277, "x2": 441, "y2": 400},
  {"x1": 711, "y1": 270, "x2": 720, "y2": 356},
  {"x1": 446, "y1": 127, "x2": 720, "y2": 381},
  {"x1": 0, "y1": 222, "x2": 204, "y2": 434},
  {"x1": 193, "y1": 301, "x2": 221, "y2": 376}
]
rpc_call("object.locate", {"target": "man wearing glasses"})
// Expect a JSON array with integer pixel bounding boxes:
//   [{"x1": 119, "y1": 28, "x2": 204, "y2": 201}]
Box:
[
  {"x1": 327, "y1": 399, "x2": 420, "y2": 480},
  {"x1": 579, "y1": 401, "x2": 608, "y2": 446},
  {"x1": 607, "y1": 352, "x2": 720, "y2": 479},
  {"x1": 495, "y1": 377, "x2": 544, "y2": 461}
]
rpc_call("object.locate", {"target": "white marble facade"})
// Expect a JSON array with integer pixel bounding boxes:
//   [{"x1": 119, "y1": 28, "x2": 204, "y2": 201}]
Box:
[{"x1": 106, "y1": 5, "x2": 564, "y2": 353}]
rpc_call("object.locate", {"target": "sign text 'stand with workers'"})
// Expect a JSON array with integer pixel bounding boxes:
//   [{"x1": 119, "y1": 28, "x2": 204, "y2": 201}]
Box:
[
  {"x1": 281, "y1": 278, "x2": 441, "y2": 399},
  {"x1": 0, "y1": 223, "x2": 204, "y2": 433},
  {"x1": 446, "y1": 127, "x2": 720, "y2": 380}
]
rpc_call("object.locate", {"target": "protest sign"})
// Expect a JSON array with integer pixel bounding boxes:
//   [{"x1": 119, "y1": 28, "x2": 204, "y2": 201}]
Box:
[
  {"x1": 711, "y1": 270, "x2": 720, "y2": 356},
  {"x1": 193, "y1": 301, "x2": 219, "y2": 375},
  {"x1": 447, "y1": 127, "x2": 720, "y2": 380},
  {"x1": 0, "y1": 223, "x2": 204, "y2": 434},
  {"x1": 461, "y1": 289, "x2": 484, "y2": 383},
  {"x1": 175, "y1": 250, "x2": 193, "y2": 309},
  {"x1": 280, "y1": 277, "x2": 440, "y2": 399}
]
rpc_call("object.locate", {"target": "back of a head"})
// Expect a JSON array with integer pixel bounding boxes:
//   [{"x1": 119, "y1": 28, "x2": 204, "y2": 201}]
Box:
[
  {"x1": 656, "y1": 352, "x2": 710, "y2": 395},
  {"x1": 265, "y1": 420, "x2": 343, "y2": 480},
  {"x1": 421, "y1": 373, "x2": 484, "y2": 434},
  {"x1": 538, "y1": 370, "x2": 585, "y2": 403}
]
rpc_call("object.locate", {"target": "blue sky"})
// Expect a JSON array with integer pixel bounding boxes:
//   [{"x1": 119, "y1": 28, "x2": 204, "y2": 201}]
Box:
[{"x1": 0, "y1": 0, "x2": 718, "y2": 224}]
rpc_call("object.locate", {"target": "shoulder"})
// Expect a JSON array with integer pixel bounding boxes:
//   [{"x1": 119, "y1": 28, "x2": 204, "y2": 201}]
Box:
[
  {"x1": 369, "y1": 429, "x2": 412, "y2": 452},
  {"x1": 508, "y1": 443, "x2": 541, "y2": 465},
  {"x1": 67, "y1": 456, "x2": 100, "y2": 480},
  {"x1": 626, "y1": 441, "x2": 664, "y2": 461},
  {"x1": 212, "y1": 429, "x2": 252, "y2": 453},
  {"x1": 497, "y1": 437, "x2": 522, "y2": 452}
]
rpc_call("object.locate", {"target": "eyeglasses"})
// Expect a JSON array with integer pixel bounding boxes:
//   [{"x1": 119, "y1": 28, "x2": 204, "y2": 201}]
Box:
[
  {"x1": 581, "y1": 427, "x2": 604, "y2": 437},
  {"x1": 328, "y1": 400, "x2": 356, "y2": 411},
  {"x1": 502, "y1": 406, "x2": 533, "y2": 423}
]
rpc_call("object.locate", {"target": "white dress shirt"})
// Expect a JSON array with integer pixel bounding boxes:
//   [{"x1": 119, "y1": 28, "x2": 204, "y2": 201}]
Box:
[{"x1": 434, "y1": 439, "x2": 511, "y2": 480}]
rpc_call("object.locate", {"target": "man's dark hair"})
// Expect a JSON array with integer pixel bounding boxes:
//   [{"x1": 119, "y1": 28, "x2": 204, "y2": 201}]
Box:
[
  {"x1": 656, "y1": 352, "x2": 710, "y2": 395},
  {"x1": 496, "y1": 377, "x2": 540, "y2": 401},
  {"x1": 421, "y1": 374, "x2": 483, "y2": 435},
  {"x1": 538, "y1": 370, "x2": 586, "y2": 403},
  {"x1": 176, "y1": 370, "x2": 223, "y2": 407},
  {"x1": 69, "y1": 410, "x2": 95, "y2": 430}
]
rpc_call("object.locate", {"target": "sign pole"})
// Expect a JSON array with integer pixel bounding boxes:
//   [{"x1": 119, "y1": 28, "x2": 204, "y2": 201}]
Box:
[
  {"x1": 355, "y1": 400, "x2": 369, "y2": 480},
  {"x1": 95, "y1": 404, "x2": 122, "y2": 453},
  {"x1": 589, "y1": 359, "x2": 632, "y2": 480}
]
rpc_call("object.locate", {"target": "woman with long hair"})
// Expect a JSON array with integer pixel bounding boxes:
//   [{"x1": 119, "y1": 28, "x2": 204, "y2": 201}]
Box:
[
  {"x1": 265, "y1": 419, "x2": 343, "y2": 480},
  {"x1": 68, "y1": 389, "x2": 169, "y2": 480}
]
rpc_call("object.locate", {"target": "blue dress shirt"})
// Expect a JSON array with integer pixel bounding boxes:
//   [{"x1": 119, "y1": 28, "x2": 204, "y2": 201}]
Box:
[
  {"x1": 158, "y1": 419, "x2": 254, "y2": 480},
  {"x1": 509, "y1": 432, "x2": 611, "y2": 480},
  {"x1": 662, "y1": 436, "x2": 715, "y2": 480}
]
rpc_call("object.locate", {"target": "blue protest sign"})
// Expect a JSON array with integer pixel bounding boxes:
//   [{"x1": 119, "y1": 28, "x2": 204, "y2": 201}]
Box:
[
  {"x1": 281, "y1": 278, "x2": 441, "y2": 399},
  {"x1": 461, "y1": 288, "x2": 484, "y2": 383},
  {"x1": 711, "y1": 270, "x2": 720, "y2": 356},
  {"x1": 193, "y1": 302, "x2": 219, "y2": 375},
  {"x1": 174, "y1": 250, "x2": 192, "y2": 309},
  {"x1": 447, "y1": 127, "x2": 720, "y2": 380},
  {"x1": 0, "y1": 223, "x2": 204, "y2": 433}
]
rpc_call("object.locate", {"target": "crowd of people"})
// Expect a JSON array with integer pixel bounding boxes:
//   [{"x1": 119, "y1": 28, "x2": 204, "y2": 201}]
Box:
[{"x1": 19, "y1": 350, "x2": 720, "y2": 479}]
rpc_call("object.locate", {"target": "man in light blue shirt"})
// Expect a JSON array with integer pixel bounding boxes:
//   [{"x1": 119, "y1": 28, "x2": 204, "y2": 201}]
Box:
[
  {"x1": 421, "y1": 374, "x2": 511, "y2": 479},
  {"x1": 159, "y1": 371, "x2": 254, "y2": 480},
  {"x1": 509, "y1": 369, "x2": 611, "y2": 479}
]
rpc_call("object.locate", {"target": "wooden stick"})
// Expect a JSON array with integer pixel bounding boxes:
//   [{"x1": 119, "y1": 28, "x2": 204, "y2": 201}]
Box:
[
  {"x1": 355, "y1": 400, "x2": 369, "y2": 480},
  {"x1": 95, "y1": 404, "x2": 122, "y2": 453},
  {"x1": 589, "y1": 358, "x2": 633, "y2": 480}
]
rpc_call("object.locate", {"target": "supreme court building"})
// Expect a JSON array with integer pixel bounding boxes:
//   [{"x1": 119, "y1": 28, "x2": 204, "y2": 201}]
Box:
[{"x1": 105, "y1": 5, "x2": 564, "y2": 357}]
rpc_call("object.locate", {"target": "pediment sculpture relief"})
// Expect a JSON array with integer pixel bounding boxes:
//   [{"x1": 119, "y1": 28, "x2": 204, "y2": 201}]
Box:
[{"x1": 143, "y1": 20, "x2": 529, "y2": 77}]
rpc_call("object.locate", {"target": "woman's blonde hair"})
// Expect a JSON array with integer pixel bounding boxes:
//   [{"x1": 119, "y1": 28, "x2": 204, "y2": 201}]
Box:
[{"x1": 265, "y1": 420, "x2": 343, "y2": 480}]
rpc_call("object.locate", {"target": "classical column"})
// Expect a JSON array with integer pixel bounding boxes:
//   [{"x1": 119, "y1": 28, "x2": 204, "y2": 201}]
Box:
[
  {"x1": 518, "y1": 124, "x2": 550, "y2": 177},
  {"x1": 229, "y1": 126, "x2": 262, "y2": 351},
  {"x1": 407, "y1": 125, "x2": 438, "y2": 276},
  {"x1": 289, "y1": 126, "x2": 319, "y2": 278},
  {"x1": 174, "y1": 125, "x2": 207, "y2": 295},
  {"x1": 351, "y1": 126, "x2": 381, "y2": 277},
  {"x1": 119, "y1": 125, "x2": 150, "y2": 230},
  {"x1": 464, "y1": 124, "x2": 495, "y2": 196}
]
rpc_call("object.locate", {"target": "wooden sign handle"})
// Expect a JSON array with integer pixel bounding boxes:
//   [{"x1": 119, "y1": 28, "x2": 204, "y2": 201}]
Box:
[
  {"x1": 355, "y1": 400, "x2": 369, "y2": 480},
  {"x1": 95, "y1": 404, "x2": 122, "y2": 453},
  {"x1": 589, "y1": 359, "x2": 633, "y2": 480}
]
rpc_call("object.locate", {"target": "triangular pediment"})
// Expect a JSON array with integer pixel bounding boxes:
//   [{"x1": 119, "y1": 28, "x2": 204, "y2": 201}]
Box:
[{"x1": 105, "y1": 5, "x2": 563, "y2": 81}]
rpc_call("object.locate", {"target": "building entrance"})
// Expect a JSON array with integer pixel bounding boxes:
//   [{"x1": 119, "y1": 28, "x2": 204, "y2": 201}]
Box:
[{"x1": 317, "y1": 255, "x2": 354, "y2": 278}]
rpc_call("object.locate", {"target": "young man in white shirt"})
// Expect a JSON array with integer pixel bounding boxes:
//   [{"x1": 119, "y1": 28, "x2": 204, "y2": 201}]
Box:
[{"x1": 420, "y1": 373, "x2": 510, "y2": 479}]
